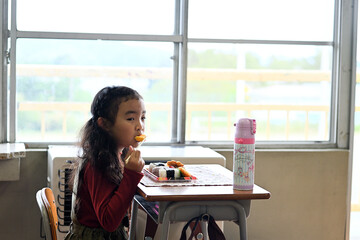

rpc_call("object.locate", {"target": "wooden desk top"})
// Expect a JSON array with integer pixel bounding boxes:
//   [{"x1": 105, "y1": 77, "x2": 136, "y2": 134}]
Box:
[{"x1": 137, "y1": 164, "x2": 271, "y2": 202}]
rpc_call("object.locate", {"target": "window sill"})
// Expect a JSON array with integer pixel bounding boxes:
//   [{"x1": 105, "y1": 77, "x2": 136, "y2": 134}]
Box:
[{"x1": 0, "y1": 143, "x2": 26, "y2": 181}]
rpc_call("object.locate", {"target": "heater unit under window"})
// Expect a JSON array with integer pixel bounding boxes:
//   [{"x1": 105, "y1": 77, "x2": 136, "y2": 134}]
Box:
[{"x1": 47, "y1": 146, "x2": 79, "y2": 239}]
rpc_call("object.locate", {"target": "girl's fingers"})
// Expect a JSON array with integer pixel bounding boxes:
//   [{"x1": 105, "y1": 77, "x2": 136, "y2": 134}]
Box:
[
  {"x1": 133, "y1": 149, "x2": 140, "y2": 160},
  {"x1": 128, "y1": 145, "x2": 134, "y2": 155},
  {"x1": 124, "y1": 147, "x2": 145, "y2": 172},
  {"x1": 133, "y1": 150, "x2": 144, "y2": 165},
  {"x1": 136, "y1": 151, "x2": 145, "y2": 168},
  {"x1": 124, "y1": 146, "x2": 134, "y2": 161}
]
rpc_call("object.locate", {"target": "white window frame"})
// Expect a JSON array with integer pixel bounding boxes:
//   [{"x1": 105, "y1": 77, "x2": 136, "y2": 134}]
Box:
[
  {"x1": 0, "y1": 0, "x2": 9, "y2": 143},
  {"x1": 0, "y1": 0, "x2": 357, "y2": 149}
]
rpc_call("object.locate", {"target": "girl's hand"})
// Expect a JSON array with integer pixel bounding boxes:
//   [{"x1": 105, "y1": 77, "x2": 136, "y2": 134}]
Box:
[{"x1": 124, "y1": 146, "x2": 145, "y2": 173}]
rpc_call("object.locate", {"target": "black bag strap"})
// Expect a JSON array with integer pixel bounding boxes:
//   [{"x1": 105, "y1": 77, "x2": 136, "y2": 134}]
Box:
[
  {"x1": 207, "y1": 215, "x2": 226, "y2": 240},
  {"x1": 180, "y1": 215, "x2": 201, "y2": 240},
  {"x1": 180, "y1": 214, "x2": 226, "y2": 240}
]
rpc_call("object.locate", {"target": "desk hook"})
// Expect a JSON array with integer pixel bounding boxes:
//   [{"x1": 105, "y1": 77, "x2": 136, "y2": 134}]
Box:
[{"x1": 201, "y1": 213, "x2": 209, "y2": 222}]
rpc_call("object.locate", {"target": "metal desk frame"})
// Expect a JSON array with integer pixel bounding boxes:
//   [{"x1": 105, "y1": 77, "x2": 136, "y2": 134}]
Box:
[{"x1": 129, "y1": 197, "x2": 250, "y2": 240}]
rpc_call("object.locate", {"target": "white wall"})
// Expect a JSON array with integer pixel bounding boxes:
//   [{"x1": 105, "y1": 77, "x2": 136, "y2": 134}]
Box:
[
  {"x1": 218, "y1": 149, "x2": 349, "y2": 240},
  {"x1": 0, "y1": 149, "x2": 47, "y2": 240}
]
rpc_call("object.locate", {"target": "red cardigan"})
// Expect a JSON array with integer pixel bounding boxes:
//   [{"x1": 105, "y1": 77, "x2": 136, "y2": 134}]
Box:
[{"x1": 76, "y1": 162, "x2": 143, "y2": 232}]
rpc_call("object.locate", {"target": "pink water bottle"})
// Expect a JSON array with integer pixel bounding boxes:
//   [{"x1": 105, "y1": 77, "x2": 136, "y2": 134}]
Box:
[{"x1": 233, "y1": 118, "x2": 256, "y2": 190}]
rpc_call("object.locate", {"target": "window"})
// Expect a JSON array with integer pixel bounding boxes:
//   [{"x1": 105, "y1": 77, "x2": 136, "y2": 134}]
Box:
[
  {"x1": 12, "y1": 0, "x2": 177, "y2": 143},
  {"x1": 16, "y1": 39, "x2": 174, "y2": 142},
  {"x1": 187, "y1": 43, "x2": 332, "y2": 142},
  {"x1": 0, "y1": 0, "x2": 356, "y2": 148},
  {"x1": 186, "y1": 0, "x2": 335, "y2": 143},
  {"x1": 17, "y1": 0, "x2": 174, "y2": 35}
]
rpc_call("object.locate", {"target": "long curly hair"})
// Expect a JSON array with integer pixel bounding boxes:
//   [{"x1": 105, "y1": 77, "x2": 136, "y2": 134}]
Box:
[{"x1": 69, "y1": 86, "x2": 143, "y2": 210}]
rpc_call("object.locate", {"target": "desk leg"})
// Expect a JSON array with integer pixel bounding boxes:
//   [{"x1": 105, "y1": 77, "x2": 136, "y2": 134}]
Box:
[
  {"x1": 129, "y1": 199, "x2": 139, "y2": 240},
  {"x1": 160, "y1": 216, "x2": 170, "y2": 240},
  {"x1": 200, "y1": 221, "x2": 208, "y2": 240},
  {"x1": 237, "y1": 204, "x2": 247, "y2": 240}
]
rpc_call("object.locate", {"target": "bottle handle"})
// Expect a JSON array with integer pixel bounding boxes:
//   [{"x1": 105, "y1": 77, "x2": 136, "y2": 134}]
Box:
[{"x1": 251, "y1": 119, "x2": 256, "y2": 134}]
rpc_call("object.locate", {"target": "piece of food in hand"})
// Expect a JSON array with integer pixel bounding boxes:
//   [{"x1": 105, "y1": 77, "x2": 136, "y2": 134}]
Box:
[
  {"x1": 135, "y1": 134, "x2": 146, "y2": 142},
  {"x1": 178, "y1": 167, "x2": 192, "y2": 177},
  {"x1": 125, "y1": 134, "x2": 147, "y2": 164}
]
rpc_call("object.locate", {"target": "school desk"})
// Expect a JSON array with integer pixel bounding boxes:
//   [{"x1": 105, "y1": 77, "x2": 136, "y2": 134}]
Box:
[{"x1": 128, "y1": 164, "x2": 271, "y2": 240}]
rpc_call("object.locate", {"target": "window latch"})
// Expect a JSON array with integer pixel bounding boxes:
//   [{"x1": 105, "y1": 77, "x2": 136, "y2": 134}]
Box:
[{"x1": 6, "y1": 50, "x2": 10, "y2": 64}]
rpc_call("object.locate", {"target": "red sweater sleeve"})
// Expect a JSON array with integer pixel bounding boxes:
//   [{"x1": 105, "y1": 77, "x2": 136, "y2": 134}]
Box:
[{"x1": 82, "y1": 163, "x2": 143, "y2": 232}]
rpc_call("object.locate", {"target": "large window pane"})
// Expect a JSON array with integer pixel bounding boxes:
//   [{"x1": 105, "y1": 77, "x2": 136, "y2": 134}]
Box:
[
  {"x1": 16, "y1": 39, "x2": 174, "y2": 142},
  {"x1": 186, "y1": 43, "x2": 332, "y2": 141},
  {"x1": 17, "y1": 0, "x2": 175, "y2": 35},
  {"x1": 189, "y1": 0, "x2": 334, "y2": 41}
]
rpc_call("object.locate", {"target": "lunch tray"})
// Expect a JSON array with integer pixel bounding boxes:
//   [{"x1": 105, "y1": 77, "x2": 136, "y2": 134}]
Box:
[{"x1": 143, "y1": 167, "x2": 197, "y2": 182}]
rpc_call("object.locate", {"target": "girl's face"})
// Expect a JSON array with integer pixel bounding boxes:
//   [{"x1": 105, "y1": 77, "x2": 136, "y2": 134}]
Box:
[{"x1": 109, "y1": 99, "x2": 146, "y2": 150}]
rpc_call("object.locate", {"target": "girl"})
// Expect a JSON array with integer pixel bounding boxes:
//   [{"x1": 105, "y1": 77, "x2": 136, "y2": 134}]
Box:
[{"x1": 65, "y1": 86, "x2": 146, "y2": 240}]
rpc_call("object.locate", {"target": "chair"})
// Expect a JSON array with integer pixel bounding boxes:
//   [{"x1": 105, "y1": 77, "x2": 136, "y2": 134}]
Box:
[{"x1": 36, "y1": 187, "x2": 59, "y2": 240}]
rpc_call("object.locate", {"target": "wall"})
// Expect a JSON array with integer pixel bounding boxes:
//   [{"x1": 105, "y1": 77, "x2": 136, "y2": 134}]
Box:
[
  {"x1": 218, "y1": 149, "x2": 349, "y2": 240},
  {"x1": 0, "y1": 149, "x2": 349, "y2": 240},
  {"x1": 0, "y1": 149, "x2": 47, "y2": 240}
]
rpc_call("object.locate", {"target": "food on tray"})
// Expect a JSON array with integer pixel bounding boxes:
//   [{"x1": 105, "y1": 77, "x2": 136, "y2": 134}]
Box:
[
  {"x1": 148, "y1": 162, "x2": 166, "y2": 172},
  {"x1": 166, "y1": 160, "x2": 184, "y2": 168},
  {"x1": 151, "y1": 166, "x2": 164, "y2": 177},
  {"x1": 158, "y1": 168, "x2": 181, "y2": 179},
  {"x1": 178, "y1": 167, "x2": 192, "y2": 177},
  {"x1": 147, "y1": 160, "x2": 192, "y2": 180},
  {"x1": 135, "y1": 134, "x2": 146, "y2": 142}
]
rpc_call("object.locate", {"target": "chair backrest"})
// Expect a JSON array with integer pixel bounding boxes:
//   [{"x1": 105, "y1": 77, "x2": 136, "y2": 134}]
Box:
[
  {"x1": 36, "y1": 187, "x2": 58, "y2": 240},
  {"x1": 36, "y1": 189, "x2": 52, "y2": 239}
]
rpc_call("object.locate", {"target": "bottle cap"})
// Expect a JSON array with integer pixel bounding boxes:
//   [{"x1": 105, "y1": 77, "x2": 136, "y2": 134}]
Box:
[{"x1": 235, "y1": 118, "x2": 256, "y2": 135}]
